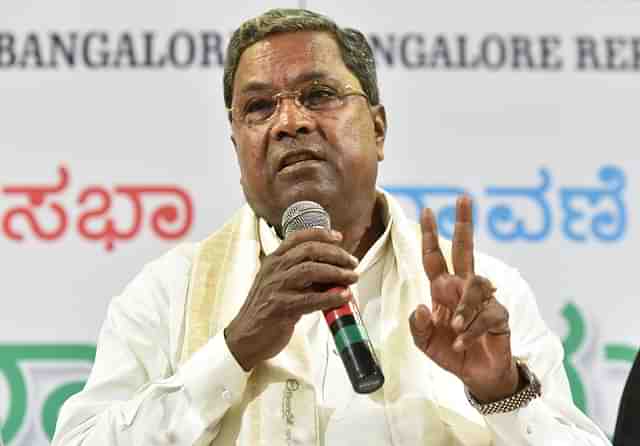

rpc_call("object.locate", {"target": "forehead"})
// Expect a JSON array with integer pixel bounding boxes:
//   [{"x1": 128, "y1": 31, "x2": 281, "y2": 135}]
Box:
[{"x1": 233, "y1": 31, "x2": 359, "y2": 94}]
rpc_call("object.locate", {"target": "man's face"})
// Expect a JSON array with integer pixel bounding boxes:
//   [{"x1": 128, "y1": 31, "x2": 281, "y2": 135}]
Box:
[{"x1": 230, "y1": 31, "x2": 386, "y2": 228}]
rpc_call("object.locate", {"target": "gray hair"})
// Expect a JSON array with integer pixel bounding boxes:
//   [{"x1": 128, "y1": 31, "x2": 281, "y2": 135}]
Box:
[{"x1": 223, "y1": 8, "x2": 380, "y2": 109}]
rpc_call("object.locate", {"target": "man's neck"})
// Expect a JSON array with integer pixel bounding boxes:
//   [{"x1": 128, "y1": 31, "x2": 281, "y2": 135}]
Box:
[
  {"x1": 269, "y1": 194, "x2": 387, "y2": 260},
  {"x1": 341, "y1": 195, "x2": 387, "y2": 260}
]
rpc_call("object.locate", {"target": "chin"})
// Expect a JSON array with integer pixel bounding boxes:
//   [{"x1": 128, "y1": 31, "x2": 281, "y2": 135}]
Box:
[{"x1": 278, "y1": 182, "x2": 339, "y2": 214}]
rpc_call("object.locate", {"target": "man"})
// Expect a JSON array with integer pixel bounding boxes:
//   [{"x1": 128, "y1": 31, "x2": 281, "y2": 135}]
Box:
[{"x1": 52, "y1": 9, "x2": 610, "y2": 446}]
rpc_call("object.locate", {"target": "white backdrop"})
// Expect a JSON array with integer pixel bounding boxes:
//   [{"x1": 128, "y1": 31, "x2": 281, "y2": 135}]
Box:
[{"x1": 1, "y1": 1, "x2": 638, "y2": 444}]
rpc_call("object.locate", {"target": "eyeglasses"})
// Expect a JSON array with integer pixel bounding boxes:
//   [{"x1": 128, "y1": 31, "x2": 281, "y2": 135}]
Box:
[{"x1": 228, "y1": 80, "x2": 369, "y2": 126}]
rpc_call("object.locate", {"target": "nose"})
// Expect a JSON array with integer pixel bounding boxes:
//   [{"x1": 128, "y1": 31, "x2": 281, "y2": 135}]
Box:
[{"x1": 269, "y1": 97, "x2": 317, "y2": 140}]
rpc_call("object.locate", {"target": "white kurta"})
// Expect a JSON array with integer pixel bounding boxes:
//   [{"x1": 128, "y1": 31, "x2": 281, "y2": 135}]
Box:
[
  {"x1": 258, "y1": 214, "x2": 394, "y2": 445},
  {"x1": 52, "y1": 193, "x2": 611, "y2": 446}
]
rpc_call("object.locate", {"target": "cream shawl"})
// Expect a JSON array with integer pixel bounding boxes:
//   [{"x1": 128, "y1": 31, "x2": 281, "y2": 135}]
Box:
[{"x1": 179, "y1": 193, "x2": 493, "y2": 446}]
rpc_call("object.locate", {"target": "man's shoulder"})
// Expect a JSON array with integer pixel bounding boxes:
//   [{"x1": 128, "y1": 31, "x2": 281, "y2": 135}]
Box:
[
  {"x1": 152, "y1": 242, "x2": 200, "y2": 270},
  {"x1": 140, "y1": 206, "x2": 252, "y2": 290},
  {"x1": 110, "y1": 242, "x2": 201, "y2": 310},
  {"x1": 141, "y1": 242, "x2": 201, "y2": 281}
]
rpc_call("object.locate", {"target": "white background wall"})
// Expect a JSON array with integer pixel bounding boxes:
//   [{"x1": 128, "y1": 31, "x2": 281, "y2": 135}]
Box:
[{"x1": 1, "y1": 1, "x2": 638, "y2": 443}]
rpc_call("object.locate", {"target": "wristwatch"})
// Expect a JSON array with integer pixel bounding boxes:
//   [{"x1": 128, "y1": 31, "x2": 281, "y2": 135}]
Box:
[{"x1": 465, "y1": 357, "x2": 542, "y2": 415}]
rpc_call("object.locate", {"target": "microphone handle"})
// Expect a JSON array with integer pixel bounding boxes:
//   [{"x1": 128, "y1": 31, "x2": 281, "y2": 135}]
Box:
[{"x1": 323, "y1": 287, "x2": 384, "y2": 394}]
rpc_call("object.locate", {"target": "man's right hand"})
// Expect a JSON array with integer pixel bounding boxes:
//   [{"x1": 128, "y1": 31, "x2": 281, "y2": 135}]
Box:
[{"x1": 224, "y1": 228, "x2": 359, "y2": 371}]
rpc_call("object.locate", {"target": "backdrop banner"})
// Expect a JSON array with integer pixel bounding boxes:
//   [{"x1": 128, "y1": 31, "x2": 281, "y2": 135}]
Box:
[{"x1": 1, "y1": 1, "x2": 638, "y2": 444}]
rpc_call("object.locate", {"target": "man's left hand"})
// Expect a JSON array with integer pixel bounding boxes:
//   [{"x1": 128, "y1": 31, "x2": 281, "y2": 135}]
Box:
[{"x1": 409, "y1": 196, "x2": 520, "y2": 403}]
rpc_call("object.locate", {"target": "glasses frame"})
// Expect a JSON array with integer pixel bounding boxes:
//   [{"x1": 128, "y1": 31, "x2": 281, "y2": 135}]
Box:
[{"x1": 227, "y1": 80, "x2": 370, "y2": 126}]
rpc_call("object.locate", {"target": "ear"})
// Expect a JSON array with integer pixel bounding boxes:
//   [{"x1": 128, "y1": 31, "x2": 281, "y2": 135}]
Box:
[
  {"x1": 371, "y1": 104, "x2": 387, "y2": 161},
  {"x1": 230, "y1": 135, "x2": 244, "y2": 187},
  {"x1": 230, "y1": 135, "x2": 238, "y2": 151}
]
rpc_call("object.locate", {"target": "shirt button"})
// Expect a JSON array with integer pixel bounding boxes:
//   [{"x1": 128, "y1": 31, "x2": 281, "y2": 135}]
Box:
[
  {"x1": 526, "y1": 425, "x2": 533, "y2": 435},
  {"x1": 222, "y1": 388, "x2": 233, "y2": 402}
]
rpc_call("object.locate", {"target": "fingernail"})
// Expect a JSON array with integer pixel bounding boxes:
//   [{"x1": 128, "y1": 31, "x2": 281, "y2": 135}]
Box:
[
  {"x1": 331, "y1": 230, "x2": 342, "y2": 240},
  {"x1": 453, "y1": 315, "x2": 464, "y2": 330},
  {"x1": 416, "y1": 306, "x2": 428, "y2": 325},
  {"x1": 453, "y1": 338, "x2": 464, "y2": 351},
  {"x1": 350, "y1": 254, "x2": 359, "y2": 265}
]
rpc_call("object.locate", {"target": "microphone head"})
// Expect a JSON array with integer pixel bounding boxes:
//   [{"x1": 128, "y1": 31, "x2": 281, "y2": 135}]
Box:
[{"x1": 281, "y1": 200, "x2": 331, "y2": 238}]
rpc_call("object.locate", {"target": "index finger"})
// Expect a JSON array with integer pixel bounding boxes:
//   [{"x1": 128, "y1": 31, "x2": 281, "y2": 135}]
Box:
[
  {"x1": 452, "y1": 195, "x2": 474, "y2": 278},
  {"x1": 289, "y1": 287, "x2": 352, "y2": 315},
  {"x1": 274, "y1": 227, "x2": 341, "y2": 256},
  {"x1": 421, "y1": 207, "x2": 449, "y2": 281}
]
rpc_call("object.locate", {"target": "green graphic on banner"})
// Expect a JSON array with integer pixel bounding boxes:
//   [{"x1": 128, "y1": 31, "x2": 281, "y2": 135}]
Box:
[
  {"x1": 41, "y1": 381, "x2": 86, "y2": 440},
  {"x1": 561, "y1": 301, "x2": 638, "y2": 420},
  {"x1": 0, "y1": 303, "x2": 638, "y2": 444},
  {"x1": 0, "y1": 344, "x2": 95, "y2": 444},
  {"x1": 605, "y1": 344, "x2": 638, "y2": 364},
  {"x1": 562, "y1": 302, "x2": 589, "y2": 413}
]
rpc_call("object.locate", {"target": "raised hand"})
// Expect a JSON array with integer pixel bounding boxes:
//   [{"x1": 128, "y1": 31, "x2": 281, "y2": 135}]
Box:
[
  {"x1": 409, "y1": 196, "x2": 520, "y2": 403},
  {"x1": 225, "y1": 228, "x2": 358, "y2": 371}
]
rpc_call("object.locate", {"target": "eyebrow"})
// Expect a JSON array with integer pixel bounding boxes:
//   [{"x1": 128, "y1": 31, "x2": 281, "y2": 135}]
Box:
[{"x1": 237, "y1": 70, "x2": 336, "y2": 96}]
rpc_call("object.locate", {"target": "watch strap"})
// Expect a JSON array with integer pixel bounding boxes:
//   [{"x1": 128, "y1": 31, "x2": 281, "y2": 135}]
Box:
[{"x1": 465, "y1": 358, "x2": 542, "y2": 415}]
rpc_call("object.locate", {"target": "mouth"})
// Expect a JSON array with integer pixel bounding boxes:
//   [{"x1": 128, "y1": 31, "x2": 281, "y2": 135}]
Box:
[{"x1": 278, "y1": 150, "x2": 324, "y2": 172}]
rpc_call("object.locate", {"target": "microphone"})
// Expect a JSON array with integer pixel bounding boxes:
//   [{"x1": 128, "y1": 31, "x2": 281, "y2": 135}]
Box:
[{"x1": 282, "y1": 201, "x2": 385, "y2": 394}]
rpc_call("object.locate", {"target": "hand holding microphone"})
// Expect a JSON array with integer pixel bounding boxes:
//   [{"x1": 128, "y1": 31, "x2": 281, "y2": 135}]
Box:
[
  {"x1": 224, "y1": 206, "x2": 357, "y2": 372},
  {"x1": 225, "y1": 201, "x2": 384, "y2": 393}
]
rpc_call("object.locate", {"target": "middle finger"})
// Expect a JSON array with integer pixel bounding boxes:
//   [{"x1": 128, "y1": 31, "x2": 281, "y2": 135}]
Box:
[
  {"x1": 452, "y1": 196, "x2": 475, "y2": 278},
  {"x1": 285, "y1": 262, "x2": 359, "y2": 290}
]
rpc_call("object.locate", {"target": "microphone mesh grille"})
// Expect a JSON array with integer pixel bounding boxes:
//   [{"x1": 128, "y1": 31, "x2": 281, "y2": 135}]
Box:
[{"x1": 281, "y1": 201, "x2": 331, "y2": 238}]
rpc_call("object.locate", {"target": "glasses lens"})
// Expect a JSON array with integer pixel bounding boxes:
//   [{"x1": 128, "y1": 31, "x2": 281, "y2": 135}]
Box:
[
  {"x1": 301, "y1": 84, "x2": 342, "y2": 111},
  {"x1": 242, "y1": 97, "x2": 277, "y2": 124}
]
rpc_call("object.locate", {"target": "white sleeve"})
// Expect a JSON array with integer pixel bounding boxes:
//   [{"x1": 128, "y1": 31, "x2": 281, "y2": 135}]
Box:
[
  {"x1": 476, "y1": 259, "x2": 611, "y2": 446},
  {"x1": 51, "y1": 249, "x2": 250, "y2": 446}
]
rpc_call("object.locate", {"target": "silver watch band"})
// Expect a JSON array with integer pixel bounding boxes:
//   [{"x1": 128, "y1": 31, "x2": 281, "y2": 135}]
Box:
[{"x1": 465, "y1": 358, "x2": 542, "y2": 415}]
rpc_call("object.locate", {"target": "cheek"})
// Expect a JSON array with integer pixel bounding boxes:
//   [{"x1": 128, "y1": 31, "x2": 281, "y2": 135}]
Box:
[
  {"x1": 330, "y1": 114, "x2": 379, "y2": 167},
  {"x1": 234, "y1": 135, "x2": 267, "y2": 180}
]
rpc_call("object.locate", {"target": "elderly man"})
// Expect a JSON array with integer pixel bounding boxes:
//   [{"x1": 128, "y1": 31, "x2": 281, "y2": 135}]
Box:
[{"x1": 52, "y1": 9, "x2": 610, "y2": 446}]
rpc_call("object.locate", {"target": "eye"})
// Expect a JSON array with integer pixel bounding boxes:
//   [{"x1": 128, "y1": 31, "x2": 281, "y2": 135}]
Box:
[
  {"x1": 244, "y1": 97, "x2": 276, "y2": 114},
  {"x1": 302, "y1": 86, "x2": 339, "y2": 109}
]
